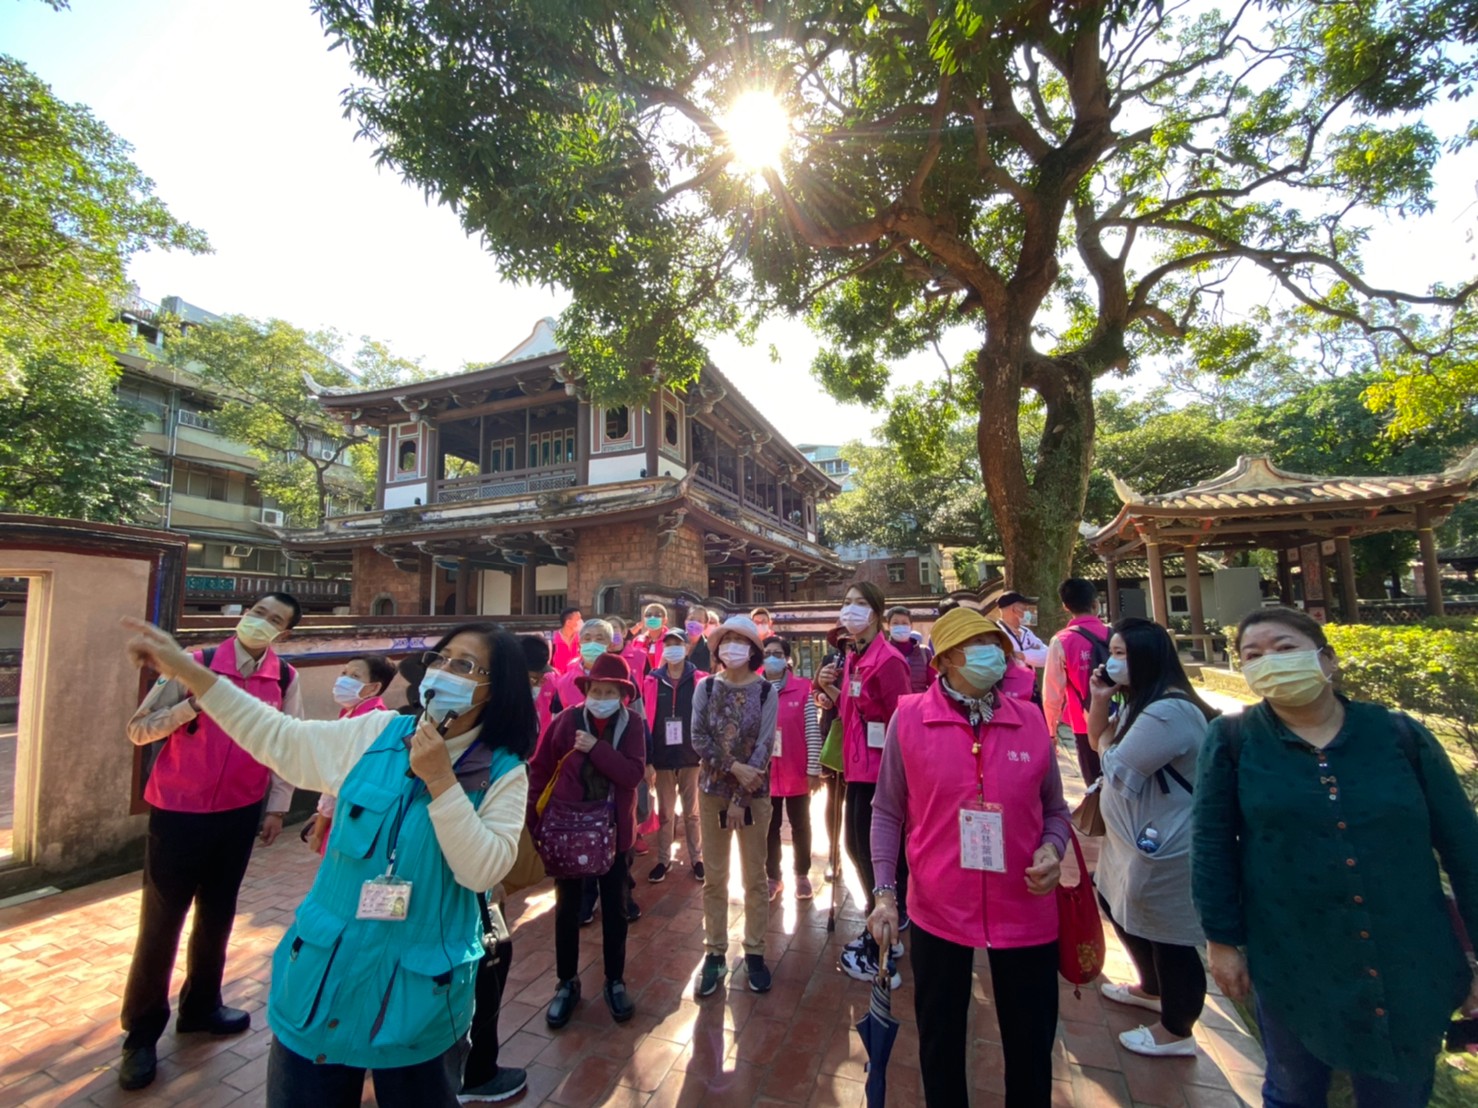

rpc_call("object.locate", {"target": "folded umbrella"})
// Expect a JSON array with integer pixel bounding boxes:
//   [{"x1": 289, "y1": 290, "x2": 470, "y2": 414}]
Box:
[{"x1": 853, "y1": 924, "x2": 900, "y2": 1108}]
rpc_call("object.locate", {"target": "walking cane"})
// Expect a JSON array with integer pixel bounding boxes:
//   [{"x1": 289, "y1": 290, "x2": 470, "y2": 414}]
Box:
[{"x1": 826, "y1": 773, "x2": 845, "y2": 933}]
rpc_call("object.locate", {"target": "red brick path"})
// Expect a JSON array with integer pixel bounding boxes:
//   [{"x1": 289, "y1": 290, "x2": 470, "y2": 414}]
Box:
[{"x1": 0, "y1": 751, "x2": 1262, "y2": 1107}]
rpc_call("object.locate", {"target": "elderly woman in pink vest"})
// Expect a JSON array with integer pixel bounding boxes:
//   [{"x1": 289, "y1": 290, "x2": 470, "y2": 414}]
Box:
[{"x1": 869, "y1": 607, "x2": 1071, "y2": 1108}]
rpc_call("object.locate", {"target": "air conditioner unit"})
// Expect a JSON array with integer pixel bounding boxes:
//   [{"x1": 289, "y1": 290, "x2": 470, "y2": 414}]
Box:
[
  {"x1": 228, "y1": 545, "x2": 254, "y2": 558},
  {"x1": 316, "y1": 445, "x2": 337, "y2": 461},
  {"x1": 259, "y1": 508, "x2": 286, "y2": 527}
]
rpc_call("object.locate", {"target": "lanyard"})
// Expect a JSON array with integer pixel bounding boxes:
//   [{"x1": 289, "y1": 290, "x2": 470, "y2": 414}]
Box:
[{"x1": 384, "y1": 743, "x2": 477, "y2": 875}]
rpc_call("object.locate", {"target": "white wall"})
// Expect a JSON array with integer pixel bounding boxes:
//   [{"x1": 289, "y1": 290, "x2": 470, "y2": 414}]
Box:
[
  {"x1": 589, "y1": 454, "x2": 649, "y2": 485},
  {"x1": 537, "y1": 565, "x2": 569, "y2": 591},
  {"x1": 384, "y1": 481, "x2": 428, "y2": 509},
  {"x1": 479, "y1": 570, "x2": 513, "y2": 616},
  {"x1": 1212, "y1": 567, "x2": 1265, "y2": 627}
]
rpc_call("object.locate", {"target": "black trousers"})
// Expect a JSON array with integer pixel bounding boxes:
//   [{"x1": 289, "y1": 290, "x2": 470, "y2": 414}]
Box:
[
  {"x1": 1072, "y1": 731, "x2": 1102, "y2": 784},
  {"x1": 555, "y1": 853, "x2": 629, "y2": 982},
  {"x1": 1097, "y1": 893, "x2": 1206, "y2": 1037},
  {"x1": 266, "y1": 1035, "x2": 465, "y2": 1108},
  {"x1": 120, "y1": 803, "x2": 260, "y2": 1048},
  {"x1": 462, "y1": 934, "x2": 512, "y2": 1089},
  {"x1": 842, "y1": 781, "x2": 909, "y2": 916},
  {"x1": 911, "y1": 923, "x2": 1058, "y2": 1108},
  {"x1": 765, "y1": 794, "x2": 812, "y2": 880}
]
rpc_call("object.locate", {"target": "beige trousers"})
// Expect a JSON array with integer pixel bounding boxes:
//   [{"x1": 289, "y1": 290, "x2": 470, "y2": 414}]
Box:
[
  {"x1": 698, "y1": 792, "x2": 771, "y2": 956},
  {"x1": 653, "y1": 766, "x2": 702, "y2": 864}
]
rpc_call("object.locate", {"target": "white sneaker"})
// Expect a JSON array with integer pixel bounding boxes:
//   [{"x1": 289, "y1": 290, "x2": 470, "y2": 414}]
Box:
[
  {"x1": 838, "y1": 947, "x2": 902, "y2": 988},
  {"x1": 1101, "y1": 982, "x2": 1163, "y2": 1014},
  {"x1": 1118, "y1": 1026, "x2": 1196, "y2": 1057}
]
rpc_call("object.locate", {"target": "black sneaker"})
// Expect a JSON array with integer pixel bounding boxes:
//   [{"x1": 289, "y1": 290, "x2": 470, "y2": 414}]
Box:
[
  {"x1": 175, "y1": 1005, "x2": 250, "y2": 1036},
  {"x1": 745, "y1": 954, "x2": 773, "y2": 993},
  {"x1": 579, "y1": 902, "x2": 597, "y2": 927},
  {"x1": 625, "y1": 897, "x2": 642, "y2": 922},
  {"x1": 692, "y1": 861, "x2": 705, "y2": 881},
  {"x1": 604, "y1": 979, "x2": 636, "y2": 1023},
  {"x1": 546, "y1": 977, "x2": 581, "y2": 1029},
  {"x1": 118, "y1": 1045, "x2": 157, "y2": 1090},
  {"x1": 648, "y1": 863, "x2": 668, "y2": 883},
  {"x1": 695, "y1": 953, "x2": 726, "y2": 998},
  {"x1": 459, "y1": 1066, "x2": 528, "y2": 1103}
]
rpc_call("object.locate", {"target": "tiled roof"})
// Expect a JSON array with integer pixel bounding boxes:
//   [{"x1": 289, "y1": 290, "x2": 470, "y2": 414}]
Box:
[{"x1": 1113, "y1": 452, "x2": 1478, "y2": 512}]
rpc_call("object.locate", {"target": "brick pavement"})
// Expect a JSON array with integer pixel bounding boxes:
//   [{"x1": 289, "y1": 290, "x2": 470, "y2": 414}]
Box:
[{"x1": 0, "y1": 748, "x2": 1263, "y2": 1107}]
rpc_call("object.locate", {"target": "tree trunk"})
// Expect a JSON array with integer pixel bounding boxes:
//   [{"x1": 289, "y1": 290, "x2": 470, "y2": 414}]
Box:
[
  {"x1": 975, "y1": 342, "x2": 1096, "y2": 638},
  {"x1": 313, "y1": 461, "x2": 330, "y2": 527}
]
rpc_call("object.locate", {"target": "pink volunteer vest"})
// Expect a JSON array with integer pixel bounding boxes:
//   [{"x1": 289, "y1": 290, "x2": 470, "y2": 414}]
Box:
[
  {"x1": 144, "y1": 641, "x2": 287, "y2": 813},
  {"x1": 769, "y1": 675, "x2": 814, "y2": 797}
]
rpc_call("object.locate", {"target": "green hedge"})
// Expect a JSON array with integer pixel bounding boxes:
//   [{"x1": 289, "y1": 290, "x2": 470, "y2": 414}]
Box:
[{"x1": 1324, "y1": 622, "x2": 1478, "y2": 790}]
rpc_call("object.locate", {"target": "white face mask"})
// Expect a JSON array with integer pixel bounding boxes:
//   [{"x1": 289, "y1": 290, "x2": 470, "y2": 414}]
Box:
[
  {"x1": 235, "y1": 614, "x2": 281, "y2": 649},
  {"x1": 1022, "y1": 610, "x2": 1037, "y2": 627},
  {"x1": 762, "y1": 655, "x2": 787, "y2": 678},
  {"x1": 889, "y1": 625, "x2": 912, "y2": 643},
  {"x1": 840, "y1": 604, "x2": 872, "y2": 636},
  {"x1": 585, "y1": 697, "x2": 621, "y2": 719},
  {"x1": 719, "y1": 642, "x2": 753, "y2": 668},
  {"x1": 1242, "y1": 649, "x2": 1331, "y2": 708},
  {"x1": 662, "y1": 644, "x2": 687, "y2": 665},
  {"x1": 1104, "y1": 656, "x2": 1130, "y2": 687},
  {"x1": 332, "y1": 675, "x2": 366, "y2": 706}
]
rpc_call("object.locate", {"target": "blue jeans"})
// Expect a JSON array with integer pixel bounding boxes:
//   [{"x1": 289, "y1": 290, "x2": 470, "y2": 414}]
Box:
[
  {"x1": 266, "y1": 1036, "x2": 467, "y2": 1108},
  {"x1": 1256, "y1": 996, "x2": 1434, "y2": 1108}
]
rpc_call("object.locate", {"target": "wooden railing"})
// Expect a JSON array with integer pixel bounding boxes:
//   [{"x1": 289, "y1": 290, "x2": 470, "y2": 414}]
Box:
[{"x1": 434, "y1": 467, "x2": 577, "y2": 503}]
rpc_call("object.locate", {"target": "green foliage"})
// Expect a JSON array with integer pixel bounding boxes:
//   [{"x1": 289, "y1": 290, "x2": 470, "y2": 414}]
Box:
[
  {"x1": 167, "y1": 319, "x2": 423, "y2": 526},
  {"x1": 0, "y1": 352, "x2": 149, "y2": 520},
  {"x1": 0, "y1": 54, "x2": 207, "y2": 392},
  {"x1": 1323, "y1": 622, "x2": 1478, "y2": 792},
  {"x1": 0, "y1": 54, "x2": 205, "y2": 520},
  {"x1": 313, "y1": 0, "x2": 1478, "y2": 596}
]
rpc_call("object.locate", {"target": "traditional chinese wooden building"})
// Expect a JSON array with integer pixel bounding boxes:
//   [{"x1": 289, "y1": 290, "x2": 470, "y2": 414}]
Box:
[
  {"x1": 1086, "y1": 452, "x2": 1478, "y2": 629},
  {"x1": 287, "y1": 320, "x2": 852, "y2": 617}
]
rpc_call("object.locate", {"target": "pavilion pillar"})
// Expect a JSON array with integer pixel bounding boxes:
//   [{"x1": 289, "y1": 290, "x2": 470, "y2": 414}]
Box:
[
  {"x1": 1183, "y1": 544, "x2": 1206, "y2": 640},
  {"x1": 1416, "y1": 504, "x2": 1445, "y2": 616},
  {"x1": 1276, "y1": 547, "x2": 1295, "y2": 605},
  {"x1": 453, "y1": 558, "x2": 472, "y2": 616},
  {"x1": 1145, "y1": 537, "x2": 1169, "y2": 627},
  {"x1": 521, "y1": 560, "x2": 538, "y2": 616},
  {"x1": 1335, "y1": 536, "x2": 1360, "y2": 623},
  {"x1": 1106, "y1": 559, "x2": 1121, "y2": 621}
]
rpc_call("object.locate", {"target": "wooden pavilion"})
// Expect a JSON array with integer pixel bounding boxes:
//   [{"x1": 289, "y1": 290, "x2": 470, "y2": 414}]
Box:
[{"x1": 1085, "y1": 452, "x2": 1478, "y2": 633}]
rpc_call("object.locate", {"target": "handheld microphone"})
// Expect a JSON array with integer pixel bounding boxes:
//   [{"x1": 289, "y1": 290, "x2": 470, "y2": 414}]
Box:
[{"x1": 407, "y1": 689, "x2": 461, "y2": 777}]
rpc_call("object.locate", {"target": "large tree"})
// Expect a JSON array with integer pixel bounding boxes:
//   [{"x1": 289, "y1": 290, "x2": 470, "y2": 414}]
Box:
[{"x1": 314, "y1": 0, "x2": 1478, "y2": 618}]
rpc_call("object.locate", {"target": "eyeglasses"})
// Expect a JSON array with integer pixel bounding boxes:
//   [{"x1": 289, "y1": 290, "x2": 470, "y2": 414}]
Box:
[{"x1": 420, "y1": 650, "x2": 491, "y2": 678}]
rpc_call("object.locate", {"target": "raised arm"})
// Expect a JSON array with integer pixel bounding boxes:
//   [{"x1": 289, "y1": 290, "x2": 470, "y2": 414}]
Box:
[{"x1": 428, "y1": 766, "x2": 529, "y2": 892}]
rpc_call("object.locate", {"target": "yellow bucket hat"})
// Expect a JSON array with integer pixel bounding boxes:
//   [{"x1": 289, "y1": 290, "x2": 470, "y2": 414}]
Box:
[{"x1": 929, "y1": 607, "x2": 1013, "y2": 669}]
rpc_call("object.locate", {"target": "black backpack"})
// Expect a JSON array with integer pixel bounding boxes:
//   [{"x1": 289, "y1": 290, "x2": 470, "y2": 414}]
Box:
[{"x1": 1065, "y1": 626, "x2": 1110, "y2": 710}]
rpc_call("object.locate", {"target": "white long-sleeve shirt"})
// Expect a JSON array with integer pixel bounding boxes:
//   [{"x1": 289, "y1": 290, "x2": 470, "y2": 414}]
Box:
[
  {"x1": 127, "y1": 639, "x2": 300, "y2": 812},
  {"x1": 196, "y1": 677, "x2": 527, "y2": 893},
  {"x1": 996, "y1": 619, "x2": 1049, "y2": 668}
]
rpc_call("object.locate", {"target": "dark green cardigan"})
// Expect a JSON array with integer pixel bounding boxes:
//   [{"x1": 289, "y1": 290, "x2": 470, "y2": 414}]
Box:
[{"x1": 1192, "y1": 698, "x2": 1478, "y2": 1081}]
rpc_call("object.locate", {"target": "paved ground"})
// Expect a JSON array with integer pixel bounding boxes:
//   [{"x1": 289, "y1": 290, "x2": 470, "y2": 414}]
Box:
[{"x1": 0, "y1": 738, "x2": 1262, "y2": 1107}]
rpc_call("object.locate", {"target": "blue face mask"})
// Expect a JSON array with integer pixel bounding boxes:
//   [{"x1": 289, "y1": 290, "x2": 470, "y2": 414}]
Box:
[
  {"x1": 585, "y1": 697, "x2": 621, "y2": 719},
  {"x1": 580, "y1": 641, "x2": 606, "y2": 666},
  {"x1": 762, "y1": 655, "x2": 787, "y2": 677},
  {"x1": 419, "y1": 669, "x2": 479, "y2": 724},
  {"x1": 957, "y1": 644, "x2": 1007, "y2": 691}
]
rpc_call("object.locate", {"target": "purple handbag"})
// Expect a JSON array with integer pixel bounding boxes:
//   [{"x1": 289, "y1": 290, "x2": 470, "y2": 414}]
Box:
[{"x1": 534, "y1": 752, "x2": 617, "y2": 879}]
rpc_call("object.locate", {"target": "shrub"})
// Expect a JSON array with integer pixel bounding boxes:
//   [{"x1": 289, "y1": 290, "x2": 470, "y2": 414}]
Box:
[{"x1": 1324, "y1": 622, "x2": 1478, "y2": 793}]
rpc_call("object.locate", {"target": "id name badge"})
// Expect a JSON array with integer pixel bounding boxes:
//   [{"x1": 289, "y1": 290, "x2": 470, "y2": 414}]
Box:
[
  {"x1": 773, "y1": 727, "x2": 783, "y2": 758},
  {"x1": 849, "y1": 678, "x2": 862, "y2": 698},
  {"x1": 665, "y1": 719, "x2": 685, "y2": 747},
  {"x1": 866, "y1": 721, "x2": 886, "y2": 750},
  {"x1": 960, "y1": 806, "x2": 1006, "y2": 873},
  {"x1": 357, "y1": 876, "x2": 413, "y2": 921}
]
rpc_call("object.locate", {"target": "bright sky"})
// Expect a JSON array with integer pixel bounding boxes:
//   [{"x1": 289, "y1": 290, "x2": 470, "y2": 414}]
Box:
[{"x1": 6, "y1": 0, "x2": 1477, "y2": 447}]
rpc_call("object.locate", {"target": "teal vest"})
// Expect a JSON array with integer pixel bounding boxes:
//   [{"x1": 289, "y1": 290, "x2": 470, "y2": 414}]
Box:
[{"x1": 266, "y1": 716, "x2": 523, "y2": 1069}]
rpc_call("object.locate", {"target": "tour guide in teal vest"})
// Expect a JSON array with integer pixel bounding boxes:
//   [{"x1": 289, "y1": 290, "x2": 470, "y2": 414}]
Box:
[{"x1": 122, "y1": 618, "x2": 537, "y2": 1108}]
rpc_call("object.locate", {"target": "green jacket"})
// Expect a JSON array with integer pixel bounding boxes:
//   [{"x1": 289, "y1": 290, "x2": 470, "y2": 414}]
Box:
[
  {"x1": 1192, "y1": 698, "x2": 1478, "y2": 1081},
  {"x1": 267, "y1": 716, "x2": 520, "y2": 1069}
]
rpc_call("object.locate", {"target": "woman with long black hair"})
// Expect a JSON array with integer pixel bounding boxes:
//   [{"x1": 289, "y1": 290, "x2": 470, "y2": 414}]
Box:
[
  {"x1": 122, "y1": 619, "x2": 536, "y2": 1108},
  {"x1": 1085, "y1": 617, "x2": 1216, "y2": 1058}
]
